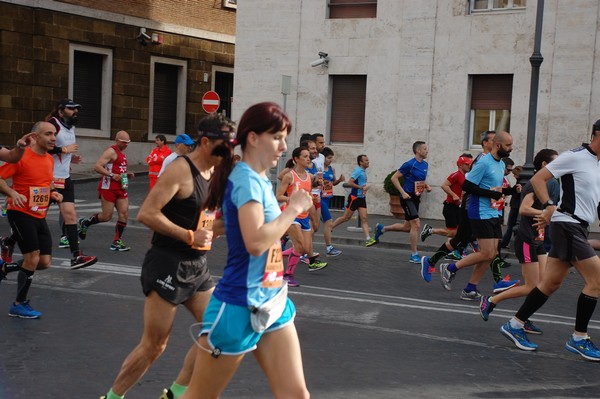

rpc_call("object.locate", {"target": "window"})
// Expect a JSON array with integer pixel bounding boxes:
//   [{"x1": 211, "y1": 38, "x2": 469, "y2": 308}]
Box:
[
  {"x1": 328, "y1": 0, "x2": 377, "y2": 19},
  {"x1": 471, "y1": 0, "x2": 526, "y2": 12},
  {"x1": 213, "y1": 66, "x2": 234, "y2": 117},
  {"x1": 330, "y1": 75, "x2": 367, "y2": 143},
  {"x1": 149, "y1": 57, "x2": 187, "y2": 139},
  {"x1": 69, "y1": 44, "x2": 113, "y2": 137},
  {"x1": 469, "y1": 74, "x2": 513, "y2": 148}
]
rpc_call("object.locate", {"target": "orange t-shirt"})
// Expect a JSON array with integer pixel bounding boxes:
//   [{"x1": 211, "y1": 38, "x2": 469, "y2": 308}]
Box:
[
  {"x1": 285, "y1": 169, "x2": 312, "y2": 219},
  {"x1": 0, "y1": 148, "x2": 54, "y2": 218}
]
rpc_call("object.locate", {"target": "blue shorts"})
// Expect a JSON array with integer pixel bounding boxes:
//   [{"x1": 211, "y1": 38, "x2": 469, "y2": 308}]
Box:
[
  {"x1": 200, "y1": 295, "x2": 296, "y2": 355},
  {"x1": 320, "y1": 196, "x2": 332, "y2": 222},
  {"x1": 292, "y1": 215, "x2": 312, "y2": 231}
]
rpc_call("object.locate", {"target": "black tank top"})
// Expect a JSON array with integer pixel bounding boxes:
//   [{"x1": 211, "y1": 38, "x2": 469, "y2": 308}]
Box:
[{"x1": 151, "y1": 155, "x2": 209, "y2": 255}]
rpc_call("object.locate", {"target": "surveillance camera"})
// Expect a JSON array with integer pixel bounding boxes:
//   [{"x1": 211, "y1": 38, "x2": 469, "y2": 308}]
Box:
[
  {"x1": 138, "y1": 28, "x2": 151, "y2": 43},
  {"x1": 310, "y1": 58, "x2": 327, "y2": 67},
  {"x1": 318, "y1": 52, "x2": 328, "y2": 58}
]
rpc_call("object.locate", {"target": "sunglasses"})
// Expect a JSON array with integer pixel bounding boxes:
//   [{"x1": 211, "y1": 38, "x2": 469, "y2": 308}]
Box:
[{"x1": 117, "y1": 139, "x2": 131, "y2": 143}]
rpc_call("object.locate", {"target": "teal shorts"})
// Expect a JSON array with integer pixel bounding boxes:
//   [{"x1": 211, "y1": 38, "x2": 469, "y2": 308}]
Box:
[{"x1": 200, "y1": 295, "x2": 296, "y2": 355}]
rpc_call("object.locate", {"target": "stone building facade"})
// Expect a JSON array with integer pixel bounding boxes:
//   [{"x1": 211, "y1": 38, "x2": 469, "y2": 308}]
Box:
[
  {"x1": 0, "y1": 0, "x2": 235, "y2": 165},
  {"x1": 232, "y1": 0, "x2": 600, "y2": 219}
]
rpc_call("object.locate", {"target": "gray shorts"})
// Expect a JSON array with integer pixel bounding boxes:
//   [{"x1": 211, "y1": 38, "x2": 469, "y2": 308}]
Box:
[
  {"x1": 140, "y1": 245, "x2": 215, "y2": 305},
  {"x1": 548, "y1": 222, "x2": 596, "y2": 262}
]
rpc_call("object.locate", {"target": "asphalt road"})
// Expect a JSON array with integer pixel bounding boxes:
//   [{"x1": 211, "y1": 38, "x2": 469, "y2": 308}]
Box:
[{"x1": 0, "y1": 176, "x2": 599, "y2": 399}]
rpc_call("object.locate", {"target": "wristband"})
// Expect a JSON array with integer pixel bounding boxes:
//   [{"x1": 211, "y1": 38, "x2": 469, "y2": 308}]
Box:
[
  {"x1": 187, "y1": 229, "x2": 195, "y2": 246},
  {"x1": 17, "y1": 143, "x2": 26, "y2": 150}
]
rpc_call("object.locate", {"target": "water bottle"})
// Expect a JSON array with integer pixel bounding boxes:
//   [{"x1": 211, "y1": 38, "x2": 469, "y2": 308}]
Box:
[{"x1": 121, "y1": 174, "x2": 129, "y2": 190}]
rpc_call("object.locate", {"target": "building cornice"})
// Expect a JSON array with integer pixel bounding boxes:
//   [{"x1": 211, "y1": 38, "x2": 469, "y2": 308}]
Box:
[{"x1": 2, "y1": 0, "x2": 236, "y2": 44}]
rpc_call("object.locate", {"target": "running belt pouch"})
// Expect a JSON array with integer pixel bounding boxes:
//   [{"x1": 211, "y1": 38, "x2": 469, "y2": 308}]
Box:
[{"x1": 250, "y1": 283, "x2": 288, "y2": 333}]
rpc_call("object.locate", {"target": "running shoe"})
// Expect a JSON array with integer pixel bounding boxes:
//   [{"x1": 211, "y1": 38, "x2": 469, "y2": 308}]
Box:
[
  {"x1": 159, "y1": 388, "x2": 175, "y2": 399},
  {"x1": 523, "y1": 320, "x2": 543, "y2": 335},
  {"x1": 420, "y1": 223, "x2": 433, "y2": 242},
  {"x1": 500, "y1": 321, "x2": 538, "y2": 351},
  {"x1": 439, "y1": 262, "x2": 456, "y2": 291},
  {"x1": 374, "y1": 223, "x2": 385, "y2": 242},
  {"x1": 565, "y1": 336, "x2": 600, "y2": 361},
  {"x1": 0, "y1": 206, "x2": 6, "y2": 217},
  {"x1": 460, "y1": 289, "x2": 482, "y2": 301},
  {"x1": 365, "y1": 237, "x2": 377, "y2": 247},
  {"x1": 110, "y1": 239, "x2": 131, "y2": 252},
  {"x1": 420, "y1": 256, "x2": 432, "y2": 282},
  {"x1": 8, "y1": 300, "x2": 42, "y2": 319},
  {"x1": 0, "y1": 236, "x2": 14, "y2": 263},
  {"x1": 78, "y1": 217, "x2": 89, "y2": 240},
  {"x1": 308, "y1": 260, "x2": 328, "y2": 272},
  {"x1": 326, "y1": 246, "x2": 342, "y2": 257},
  {"x1": 479, "y1": 296, "x2": 495, "y2": 321},
  {"x1": 409, "y1": 254, "x2": 421, "y2": 263},
  {"x1": 71, "y1": 253, "x2": 98, "y2": 270},
  {"x1": 299, "y1": 255, "x2": 309, "y2": 265},
  {"x1": 445, "y1": 250, "x2": 462, "y2": 261},
  {"x1": 466, "y1": 241, "x2": 480, "y2": 253},
  {"x1": 283, "y1": 274, "x2": 300, "y2": 287},
  {"x1": 493, "y1": 275, "x2": 520, "y2": 294},
  {"x1": 58, "y1": 235, "x2": 70, "y2": 249}
]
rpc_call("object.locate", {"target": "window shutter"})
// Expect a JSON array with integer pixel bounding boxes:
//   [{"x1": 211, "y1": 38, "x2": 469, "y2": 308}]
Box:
[
  {"x1": 471, "y1": 74, "x2": 513, "y2": 110},
  {"x1": 329, "y1": 0, "x2": 377, "y2": 19},
  {"x1": 331, "y1": 75, "x2": 367, "y2": 143},
  {"x1": 152, "y1": 63, "x2": 179, "y2": 135},
  {"x1": 73, "y1": 51, "x2": 103, "y2": 129}
]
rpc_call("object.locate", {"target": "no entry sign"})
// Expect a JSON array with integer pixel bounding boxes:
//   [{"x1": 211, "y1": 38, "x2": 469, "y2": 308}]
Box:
[{"x1": 201, "y1": 91, "x2": 220, "y2": 113}]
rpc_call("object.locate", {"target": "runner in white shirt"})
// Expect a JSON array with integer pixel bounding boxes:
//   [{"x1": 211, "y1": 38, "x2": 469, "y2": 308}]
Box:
[{"x1": 500, "y1": 121, "x2": 600, "y2": 361}]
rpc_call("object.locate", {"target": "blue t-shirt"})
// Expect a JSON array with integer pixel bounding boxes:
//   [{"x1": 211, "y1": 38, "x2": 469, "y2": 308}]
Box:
[
  {"x1": 399, "y1": 158, "x2": 428, "y2": 194},
  {"x1": 350, "y1": 166, "x2": 367, "y2": 198},
  {"x1": 466, "y1": 153, "x2": 505, "y2": 219},
  {"x1": 214, "y1": 162, "x2": 283, "y2": 308}
]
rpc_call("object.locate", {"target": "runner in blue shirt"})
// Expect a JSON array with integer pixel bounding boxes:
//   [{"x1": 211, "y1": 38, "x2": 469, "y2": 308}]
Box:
[
  {"x1": 330, "y1": 154, "x2": 376, "y2": 247},
  {"x1": 439, "y1": 131, "x2": 519, "y2": 298},
  {"x1": 182, "y1": 102, "x2": 313, "y2": 398},
  {"x1": 374, "y1": 141, "x2": 431, "y2": 263}
]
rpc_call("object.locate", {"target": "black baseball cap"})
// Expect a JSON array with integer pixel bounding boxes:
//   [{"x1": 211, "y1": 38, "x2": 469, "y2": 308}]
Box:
[
  {"x1": 57, "y1": 99, "x2": 82, "y2": 109},
  {"x1": 593, "y1": 120, "x2": 600, "y2": 130}
]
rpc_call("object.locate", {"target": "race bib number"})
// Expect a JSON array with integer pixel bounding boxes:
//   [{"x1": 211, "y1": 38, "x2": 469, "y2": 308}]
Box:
[
  {"x1": 322, "y1": 180, "x2": 333, "y2": 197},
  {"x1": 53, "y1": 178, "x2": 65, "y2": 190},
  {"x1": 29, "y1": 186, "x2": 50, "y2": 213},
  {"x1": 262, "y1": 241, "x2": 284, "y2": 288},
  {"x1": 490, "y1": 187, "x2": 505, "y2": 210},
  {"x1": 192, "y1": 209, "x2": 216, "y2": 250},
  {"x1": 415, "y1": 181, "x2": 426, "y2": 196}
]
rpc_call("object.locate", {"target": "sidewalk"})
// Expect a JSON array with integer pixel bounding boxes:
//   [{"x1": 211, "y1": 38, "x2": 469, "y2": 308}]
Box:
[{"x1": 70, "y1": 163, "x2": 149, "y2": 183}]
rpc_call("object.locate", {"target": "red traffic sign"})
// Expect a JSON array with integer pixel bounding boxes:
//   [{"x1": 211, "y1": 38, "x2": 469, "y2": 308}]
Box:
[{"x1": 201, "y1": 91, "x2": 220, "y2": 113}]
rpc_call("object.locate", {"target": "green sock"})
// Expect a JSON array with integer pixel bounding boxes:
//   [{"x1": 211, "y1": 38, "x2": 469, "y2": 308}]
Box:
[
  {"x1": 106, "y1": 389, "x2": 124, "y2": 399},
  {"x1": 170, "y1": 382, "x2": 187, "y2": 398}
]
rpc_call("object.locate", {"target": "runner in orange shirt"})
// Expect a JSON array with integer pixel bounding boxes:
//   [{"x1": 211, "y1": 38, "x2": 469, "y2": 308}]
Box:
[{"x1": 0, "y1": 121, "x2": 62, "y2": 318}]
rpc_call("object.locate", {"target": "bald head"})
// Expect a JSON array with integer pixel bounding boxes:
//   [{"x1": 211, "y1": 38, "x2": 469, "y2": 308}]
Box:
[
  {"x1": 492, "y1": 131, "x2": 513, "y2": 158},
  {"x1": 493, "y1": 131, "x2": 511, "y2": 144},
  {"x1": 32, "y1": 121, "x2": 55, "y2": 135},
  {"x1": 115, "y1": 130, "x2": 130, "y2": 142}
]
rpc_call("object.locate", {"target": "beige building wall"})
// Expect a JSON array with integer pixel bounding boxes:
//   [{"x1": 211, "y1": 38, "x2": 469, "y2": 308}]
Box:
[{"x1": 233, "y1": 0, "x2": 600, "y2": 224}]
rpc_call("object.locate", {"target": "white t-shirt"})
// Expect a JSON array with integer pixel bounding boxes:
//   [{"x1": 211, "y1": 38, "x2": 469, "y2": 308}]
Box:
[
  {"x1": 158, "y1": 152, "x2": 180, "y2": 177},
  {"x1": 313, "y1": 153, "x2": 325, "y2": 172},
  {"x1": 546, "y1": 144, "x2": 600, "y2": 225}
]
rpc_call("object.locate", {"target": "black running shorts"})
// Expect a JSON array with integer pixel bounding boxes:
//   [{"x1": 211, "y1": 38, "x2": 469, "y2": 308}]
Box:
[{"x1": 140, "y1": 245, "x2": 215, "y2": 305}]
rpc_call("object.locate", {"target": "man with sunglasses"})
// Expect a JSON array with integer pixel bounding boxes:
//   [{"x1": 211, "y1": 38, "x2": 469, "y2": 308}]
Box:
[
  {"x1": 78, "y1": 131, "x2": 135, "y2": 251},
  {"x1": 100, "y1": 114, "x2": 234, "y2": 399}
]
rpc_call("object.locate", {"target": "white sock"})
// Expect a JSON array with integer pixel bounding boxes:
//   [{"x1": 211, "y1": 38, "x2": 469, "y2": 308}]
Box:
[
  {"x1": 509, "y1": 317, "x2": 524, "y2": 329},
  {"x1": 572, "y1": 333, "x2": 587, "y2": 341}
]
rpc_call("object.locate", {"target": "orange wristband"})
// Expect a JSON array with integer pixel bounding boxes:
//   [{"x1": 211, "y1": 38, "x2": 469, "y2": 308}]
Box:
[{"x1": 187, "y1": 229, "x2": 194, "y2": 246}]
